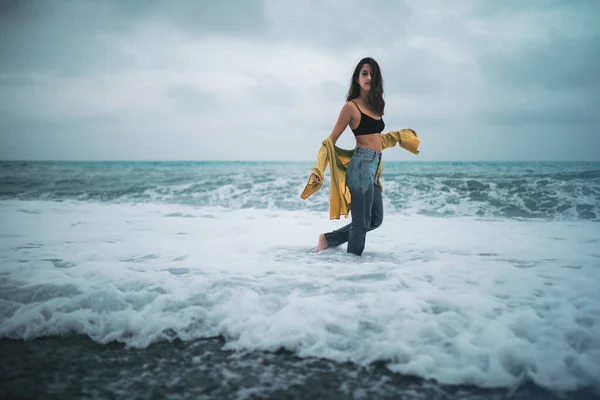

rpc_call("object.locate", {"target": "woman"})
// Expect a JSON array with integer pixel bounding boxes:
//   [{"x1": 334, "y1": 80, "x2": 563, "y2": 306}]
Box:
[{"x1": 313, "y1": 57, "x2": 390, "y2": 256}]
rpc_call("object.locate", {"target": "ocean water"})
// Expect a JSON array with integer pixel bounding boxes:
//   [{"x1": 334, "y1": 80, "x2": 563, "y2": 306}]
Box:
[{"x1": 1, "y1": 160, "x2": 599, "y2": 399}]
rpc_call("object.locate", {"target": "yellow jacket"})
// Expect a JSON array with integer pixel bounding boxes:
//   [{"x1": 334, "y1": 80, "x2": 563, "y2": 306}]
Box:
[{"x1": 300, "y1": 129, "x2": 420, "y2": 219}]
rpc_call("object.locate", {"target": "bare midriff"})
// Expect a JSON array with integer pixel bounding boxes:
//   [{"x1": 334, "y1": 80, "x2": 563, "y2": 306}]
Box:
[{"x1": 355, "y1": 133, "x2": 382, "y2": 152}]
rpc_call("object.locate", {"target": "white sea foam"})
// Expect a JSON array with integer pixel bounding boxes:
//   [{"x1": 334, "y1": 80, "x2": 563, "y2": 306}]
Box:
[{"x1": 1, "y1": 199, "x2": 599, "y2": 393}]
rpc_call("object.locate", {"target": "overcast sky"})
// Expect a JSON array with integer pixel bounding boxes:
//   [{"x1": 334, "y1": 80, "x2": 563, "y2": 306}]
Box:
[{"x1": 0, "y1": 0, "x2": 598, "y2": 161}]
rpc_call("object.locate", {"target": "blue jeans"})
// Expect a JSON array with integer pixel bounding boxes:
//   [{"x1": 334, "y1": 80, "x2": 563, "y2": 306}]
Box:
[{"x1": 324, "y1": 146, "x2": 383, "y2": 255}]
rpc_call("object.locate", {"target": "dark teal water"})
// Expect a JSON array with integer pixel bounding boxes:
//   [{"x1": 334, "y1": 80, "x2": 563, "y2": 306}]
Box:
[{"x1": 2, "y1": 161, "x2": 599, "y2": 220}]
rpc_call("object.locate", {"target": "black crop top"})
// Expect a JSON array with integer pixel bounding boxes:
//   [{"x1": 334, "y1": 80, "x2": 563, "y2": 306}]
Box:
[{"x1": 350, "y1": 100, "x2": 385, "y2": 136}]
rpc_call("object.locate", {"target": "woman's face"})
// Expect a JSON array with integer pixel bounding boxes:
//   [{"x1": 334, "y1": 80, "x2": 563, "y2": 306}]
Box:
[{"x1": 357, "y1": 63, "x2": 373, "y2": 92}]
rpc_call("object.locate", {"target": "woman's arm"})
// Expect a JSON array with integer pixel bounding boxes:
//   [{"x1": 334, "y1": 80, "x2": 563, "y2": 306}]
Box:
[
  {"x1": 328, "y1": 102, "x2": 354, "y2": 145},
  {"x1": 310, "y1": 103, "x2": 354, "y2": 184}
]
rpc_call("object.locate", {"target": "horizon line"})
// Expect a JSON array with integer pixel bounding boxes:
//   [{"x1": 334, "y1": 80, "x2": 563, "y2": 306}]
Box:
[{"x1": 1, "y1": 159, "x2": 599, "y2": 163}]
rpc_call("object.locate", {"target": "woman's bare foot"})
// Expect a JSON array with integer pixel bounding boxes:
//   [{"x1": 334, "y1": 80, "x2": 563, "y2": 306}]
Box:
[{"x1": 316, "y1": 233, "x2": 328, "y2": 253}]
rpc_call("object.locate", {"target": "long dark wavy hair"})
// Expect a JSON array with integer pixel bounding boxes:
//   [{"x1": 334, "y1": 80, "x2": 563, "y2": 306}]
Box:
[{"x1": 346, "y1": 57, "x2": 385, "y2": 116}]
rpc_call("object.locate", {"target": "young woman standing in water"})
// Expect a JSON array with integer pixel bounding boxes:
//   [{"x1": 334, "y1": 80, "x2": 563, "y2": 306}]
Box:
[{"x1": 313, "y1": 57, "x2": 392, "y2": 256}]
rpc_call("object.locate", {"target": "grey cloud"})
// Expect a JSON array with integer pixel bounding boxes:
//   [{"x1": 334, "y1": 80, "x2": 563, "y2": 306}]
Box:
[
  {"x1": 382, "y1": 49, "x2": 444, "y2": 96},
  {"x1": 164, "y1": 81, "x2": 302, "y2": 118},
  {"x1": 467, "y1": 0, "x2": 600, "y2": 90},
  {"x1": 0, "y1": 0, "x2": 268, "y2": 76},
  {"x1": 483, "y1": 99, "x2": 600, "y2": 127},
  {"x1": 138, "y1": 0, "x2": 268, "y2": 38},
  {"x1": 0, "y1": 75, "x2": 40, "y2": 88},
  {"x1": 478, "y1": 35, "x2": 600, "y2": 91},
  {"x1": 265, "y1": 0, "x2": 412, "y2": 51},
  {"x1": 0, "y1": 108, "x2": 123, "y2": 134},
  {"x1": 467, "y1": 0, "x2": 589, "y2": 16},
  {"x1": 442, "y1": 0, "x2": 600, "y2": 129},
  {"x1": 475, "y1": 33, "x2": 599, "y2": 127},
  {"x1": 250, "y1": 82, "x2": 303, "y2": 108},
  {"x1": 165, "y1": 84, "x2": 225, "y2": 113},
  {"x1": 320, "y1": 81, "x2": 347, "y2": 102},
  {"x1": 0, "y1": 0, "x2": 137, "y2": 75}
]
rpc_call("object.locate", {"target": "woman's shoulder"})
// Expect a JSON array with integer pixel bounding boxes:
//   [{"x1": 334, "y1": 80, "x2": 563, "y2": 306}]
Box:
[
  {"x1": 341, "y1": 100, "x2": 361, "y2": 117},
  {"x1": 344, "y1": 98, "x2": 363, "y2": 111}
]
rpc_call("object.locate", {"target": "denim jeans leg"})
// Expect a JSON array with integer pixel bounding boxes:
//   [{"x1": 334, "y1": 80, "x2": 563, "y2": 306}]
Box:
[
  {"x1": 323, "y1": 182, "x2": 383, "y2": 248},
  {"x1": 323, "y1": 156, "x2": 357, "y2": 247},
  {"x1": 323, "y1": 223, "x2": 351, "y2": 248},
  {"x1": 370, "y1": 183, "x2": 383, "y2": 229},
  {"x1": 347, "y1": 178, "x2": 373, "y2": 255}
]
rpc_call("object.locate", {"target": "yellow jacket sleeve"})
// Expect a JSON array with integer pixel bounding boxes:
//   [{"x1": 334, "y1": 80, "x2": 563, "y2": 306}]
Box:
[{"x1": 381, "y1": 129, "x2": 420, "y2": 154}]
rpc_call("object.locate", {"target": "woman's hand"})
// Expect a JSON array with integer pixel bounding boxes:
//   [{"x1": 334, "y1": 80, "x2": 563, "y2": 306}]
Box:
[{"x1": 310, "y1": 173, "x2": 321, "y2": 184}]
